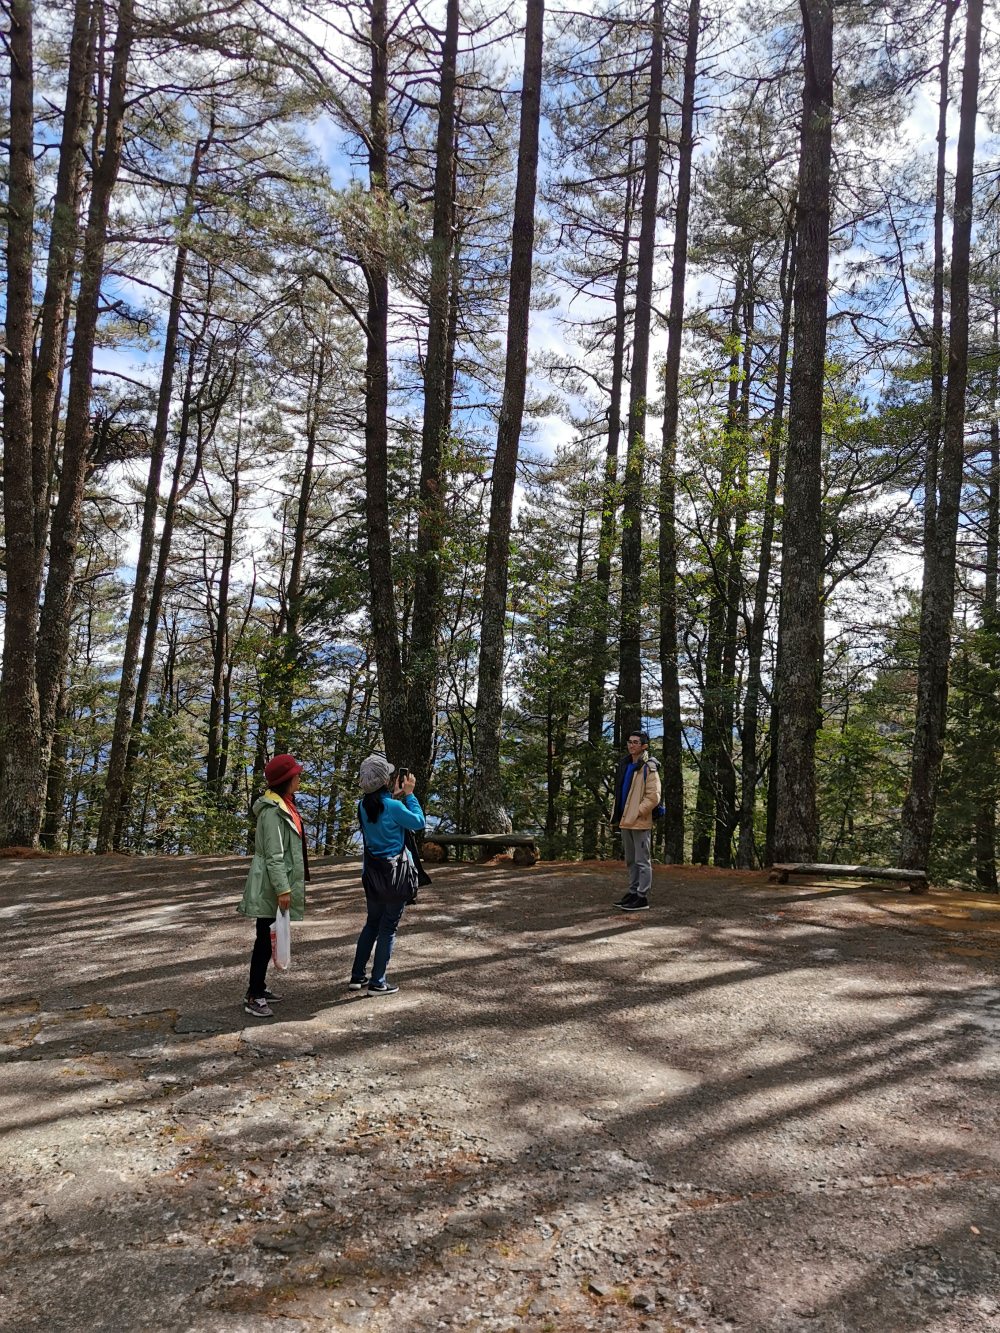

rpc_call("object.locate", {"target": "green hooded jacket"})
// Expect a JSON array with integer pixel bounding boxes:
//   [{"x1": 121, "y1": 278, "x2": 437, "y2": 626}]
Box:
[{"x1": 237, "y1": 793, "x2": 306, "y2": 921}]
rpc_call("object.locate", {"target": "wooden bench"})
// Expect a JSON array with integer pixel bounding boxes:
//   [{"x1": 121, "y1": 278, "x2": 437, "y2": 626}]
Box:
[
  {"x1": 422, "y1": 832, "x2": 539, "y2": 866},
  {"x1": 769, "y1": 862, "x2": 929, "y2": 894}
]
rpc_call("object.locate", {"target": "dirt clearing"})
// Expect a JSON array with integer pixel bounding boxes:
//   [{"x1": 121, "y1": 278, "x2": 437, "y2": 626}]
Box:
[{"x1": 2, "y1": 855, "x2": 999, "y2": 1332}]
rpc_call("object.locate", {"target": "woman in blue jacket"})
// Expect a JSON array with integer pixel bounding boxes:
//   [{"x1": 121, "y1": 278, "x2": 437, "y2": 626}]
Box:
[{"x1": 350, "y1": 754, "x2": 425, "y2": 996}]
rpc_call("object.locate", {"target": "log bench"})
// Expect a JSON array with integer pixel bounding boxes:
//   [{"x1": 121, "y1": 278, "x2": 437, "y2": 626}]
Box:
[
  {"x1": 768, "y1": 862, "x2": 929, "y2": 894},
  {"x1": 422, "y1": 832, "x2": 539, "y2": 866}
]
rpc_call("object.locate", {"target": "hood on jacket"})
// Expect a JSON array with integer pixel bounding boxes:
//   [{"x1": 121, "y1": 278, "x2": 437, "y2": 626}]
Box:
[{"x1": 252, "y1": 791, "x2": 293, "y2": 819}]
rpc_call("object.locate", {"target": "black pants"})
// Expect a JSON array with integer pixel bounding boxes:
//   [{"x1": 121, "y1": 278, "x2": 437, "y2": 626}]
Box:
[{"x1": 248, "y1": 916, "x2": 275, "y2": 998}]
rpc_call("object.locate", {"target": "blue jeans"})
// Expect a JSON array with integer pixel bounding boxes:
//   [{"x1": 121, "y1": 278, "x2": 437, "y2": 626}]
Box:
[{"x1": 351, "y1": 889, "x2": 406, "y2": 986}]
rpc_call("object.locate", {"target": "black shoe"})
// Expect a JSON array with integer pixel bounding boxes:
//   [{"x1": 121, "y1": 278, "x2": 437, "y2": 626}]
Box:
[
  {"x1": 615, "y1": 892, "x2": 638, "y2": 908},
  {"x1": 245, "y1": 988, "x2": 282, "y2": 1004},
  {"x1": 348, "y1": 975, "x2": 369, "y2": 990},
  {"x1": 620, "y1": 895, "x2": 649, "y2": 911},
  {"x1": 367, "y1": 980, "x2": 399, "y2": 996},
  {"x1": 244, "y1": 997, "x2": 274, "y2": 1018}
]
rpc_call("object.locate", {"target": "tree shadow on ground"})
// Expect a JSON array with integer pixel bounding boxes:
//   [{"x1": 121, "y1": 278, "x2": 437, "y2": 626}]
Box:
[{"x1": 4, "y1": 856, "x2": 1000, "y2": 1331}]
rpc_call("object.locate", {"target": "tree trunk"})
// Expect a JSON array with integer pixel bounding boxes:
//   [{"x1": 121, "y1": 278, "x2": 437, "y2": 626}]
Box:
[
  {"x1": 161, "y1": 613, "x2": 180, "y2": 717},
  {"x1": 228, "y1": 705, "x2": 249, "y2": 806},
  {"x1": 714, "y1": 281, "x2": 755, "y2": 867},
  {"x1": 693, "y1": 279, "x2": 743, "y2": 865},
  {"x1": 772, "y1": 0, "x2": 834, "y2": 864},
  {"x1": 970, "y1": 303, "x2": 1000, "y2": 890},
  {"x1": 31, "y1": 0, "x2": 95, "y2": 571},
  {"x1": 658, "y1": 0, "x2": 700, "y2": 865},
  {"x1": 65, "y1": 743, "x2": 84, "y2": 852},
  {"x1": 274, "y1": 330, "x2": 323, "y2": 752},
  {"x1": 207, "y1": 502, "x2": 237, "y2": 798},
  {"x1": 408, "y1": 0, "x2": 460, "y2": 798},
  {"x1": 618, "y1": 0, "x2": 663, "y2": 742},
  {"x1": 737, "y1": 219, "x2": 794, "y2": 868},
  {"x1": 114, "y1": 334, "x2": 212, "y2": 847},
  {"x1": 36, "y1": 0, "x2": 135, "y2": 793},
  {"x1": 764, "y1": 617, "x2": 782, "y2": 864},
  {"x1": 40, "y1": 682, "x2": 70, "y2": 852},
  {"x1": 97, "y1": 139, "x2": 204, "y2": 851},
  {"x1": 323, "y1": 673, "x2": 358, "y2": 854},
  {"x1": 0, "y1": 0, "x2": 43, "y2": 846},
  {"x1": 976, "y1": 354, "x2": 999, "y2": 891},
  {"x1": 582, "y1": 169, "x2": 635, "y2": 858},
  {"x1": 333, "y1": 675, "x2": 376, "y2": 854},
  {"x1": 220, "y1": 653, "x2": 235, "y2": 788},
  {"x1": 249, "y1": 681, "x2": 270, "y2": 853},
  {"x1": 691, "y1": 552, "x2": 727, "y2": 863},
  {"x1": 899, "y1": 0, "x2": 983, "y2": 870},
  {"x1": 690, "y1": 586, "x2": 722, "y2": 864},
  {"x1": 363, "y1": 0, "x2": 407, "y2": 764},
  {"x1": 471, "y1": 0, "x2": 545, "y2": 834},
  {"x1": 926, "y1": 0, "x2": 957, "y2": 547}
]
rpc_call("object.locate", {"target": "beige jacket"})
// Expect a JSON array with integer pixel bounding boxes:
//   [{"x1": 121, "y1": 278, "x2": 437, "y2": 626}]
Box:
[{"x1": 620, "y1": 757, "x2": 661, "y2": 830}]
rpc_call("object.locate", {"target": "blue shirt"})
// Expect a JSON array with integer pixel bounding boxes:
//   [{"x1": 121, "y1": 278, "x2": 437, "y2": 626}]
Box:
[
  {"x1": 359, "y1": 794, "x2": 425, "y2": 858},
  {"x1": 619, "y1": 760, "x2": 641, "y2": 811}
]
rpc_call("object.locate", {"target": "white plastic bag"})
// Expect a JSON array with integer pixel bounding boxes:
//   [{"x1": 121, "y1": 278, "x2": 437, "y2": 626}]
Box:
[{"x1": 270, "y1": 907, "x2": 292, "y2": 972}]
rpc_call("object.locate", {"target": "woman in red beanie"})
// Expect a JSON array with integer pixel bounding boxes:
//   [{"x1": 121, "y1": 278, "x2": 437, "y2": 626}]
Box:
[{"x1": 237, "y1": 753, "x2": 309, "y2": 1017}]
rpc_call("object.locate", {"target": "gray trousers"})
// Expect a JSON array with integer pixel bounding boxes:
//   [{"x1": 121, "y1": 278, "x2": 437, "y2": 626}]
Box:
[{"x1": 621, "y1": 828, "x2": 652, "y2": 897}]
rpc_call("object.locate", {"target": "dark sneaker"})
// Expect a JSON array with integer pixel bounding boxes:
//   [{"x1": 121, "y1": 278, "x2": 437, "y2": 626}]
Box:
[
  {"x1": 620, "y1": 896, "x2": 650, "y2": 912},
  {"x1": 244, "y1": 997, "x2": 274, "y2": 1018},
  {"x1": 348, "y1": 976, "x2": 369, "y2": 990},
  {"x1": 615, "y1": 892, "x2": 639, "y2": 908},
  {"x1": 261, "y1": 988, "x2": 282, "y2": 1002},
  {"x1": 367, "y1": 980, "x2": 399, "y2": 996}
]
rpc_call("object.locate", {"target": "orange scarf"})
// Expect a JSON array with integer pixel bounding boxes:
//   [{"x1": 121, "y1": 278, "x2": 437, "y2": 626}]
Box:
[{"x1": 284, "y1": 796, "x2": 304, "y2": 841}]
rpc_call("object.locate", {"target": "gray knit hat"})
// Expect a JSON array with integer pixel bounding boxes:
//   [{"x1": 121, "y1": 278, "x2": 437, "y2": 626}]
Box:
[{"x1": 359, "y1": 754, "x2": 394, "y2": 794}]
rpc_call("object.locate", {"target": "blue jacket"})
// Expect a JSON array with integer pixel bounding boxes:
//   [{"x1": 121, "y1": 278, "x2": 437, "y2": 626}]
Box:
[{"x1": 359, "y1": 793, "x2": 425, "y2": 858}]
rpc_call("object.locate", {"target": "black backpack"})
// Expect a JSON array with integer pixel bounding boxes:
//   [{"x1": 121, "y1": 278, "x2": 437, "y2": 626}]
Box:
[{"x1": 644, "y1": 762, "x2": 666, "y2": 821}]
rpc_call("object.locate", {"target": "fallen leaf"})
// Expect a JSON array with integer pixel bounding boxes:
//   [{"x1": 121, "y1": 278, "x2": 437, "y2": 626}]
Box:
[{"x1": 970, "y1": 1225, "x2": 981, "y2": 1235}]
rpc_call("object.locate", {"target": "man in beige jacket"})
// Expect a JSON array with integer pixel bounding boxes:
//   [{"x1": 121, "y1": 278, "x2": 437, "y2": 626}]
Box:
[{"x1": 611, "y1": 731, "x2": 662, "y2": 911}]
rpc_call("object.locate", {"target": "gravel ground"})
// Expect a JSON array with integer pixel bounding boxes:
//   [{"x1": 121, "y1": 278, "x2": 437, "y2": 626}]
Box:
[{"x1": 2, "y1": 853, "x2": 999, "y2": 1333}]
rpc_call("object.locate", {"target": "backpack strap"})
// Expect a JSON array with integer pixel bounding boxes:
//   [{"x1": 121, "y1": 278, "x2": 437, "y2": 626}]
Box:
[{"x1": 643, "y1": 761, "x2": 666, "y2": 816}]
